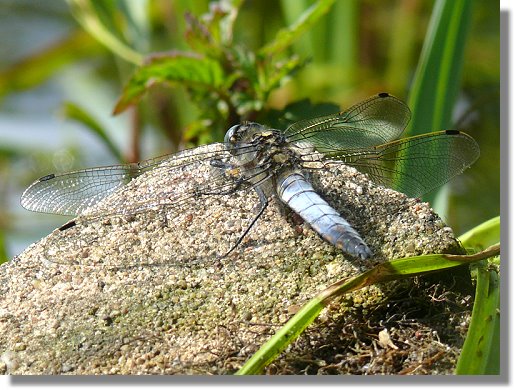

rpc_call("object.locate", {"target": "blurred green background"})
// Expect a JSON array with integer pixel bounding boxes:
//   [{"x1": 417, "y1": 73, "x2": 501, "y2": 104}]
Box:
[{"x1": 0, "y1": 0, "x2": 499, "y2": 263}]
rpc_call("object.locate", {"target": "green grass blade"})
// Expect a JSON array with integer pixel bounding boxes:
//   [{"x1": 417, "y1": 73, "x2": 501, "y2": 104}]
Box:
[
  {"x1": 408, "y1": 0, "x2": 474, "y2": 132},
  {"x1": 259, "y1": 0, "x2": 335, "y2": 57},
  {"x1": 455, "y1": 216, "x2": 501, "y2": 375},
  {"x1": 456, "y1": 264, "x2": 500, "y2": 374},
  {"x1": 279, "y1": 0, "x2": 315, "y2": 58},
  {"x1": 236, "y1": 245, "x2": 499, "y2": 374},
  {"x1": 118, "y1": 0, "x2": 151, "y2": 52},
  {"x1": 458, "y1": 216, "x2": 500, "y2": 250},
  {"x1": 326, "y1": 0, "x2": 358, "y2": 88},
  {"x1": 235, "y1": 289, "x2": 327, "y2": 375},
  {"x1": 402, "y1": 0, "x2": 474, "y2": 205},
  {"x1": 67, "y1": 0, "x2": 144, "y2": 65},
  {"x1": 385, "y1": 0, "x2": 420, "y2": 93},
  {"x1": 61, "y1": 102, "x2": 124, "y2": 163},
  {"x1": 0, "y1": 31, "x2": 102, "y2": 99}
]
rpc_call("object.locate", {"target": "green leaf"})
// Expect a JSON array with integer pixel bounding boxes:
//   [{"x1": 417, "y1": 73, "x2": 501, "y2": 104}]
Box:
[
  {"x1": 0, "y1": 31, "x2": 102, "y2": 99},
  {"x1": 408, "y1": 0, "x2": 474, "y2": 132},
  {"x1": 279, "y1": 0, "x2": 321, "y2": 60},
  {"x1": 458, "y1": 216, "x2": 500, "y2": 251},
  {"x1": 455, "y1": 217, "x2": 500, "y2": 374},
  {"x1": 61, "y1": 102, "x2": 124, "y2": 163},
  {"x1": 326, "y1": 0, "x2": 358, "y2": 86},
  {"x1": 236, "y1": 245, "x2": 500, "y2": 374},
  {"x1": 260, "y1": 55, "x2": 306, "y2": 98},
  {"x1": 384, "y1": 0, "x2": 419, "y2": 92},
  {"x1": 113, "y1": 53, "x2": 225, "y2": 114},
  {"x1": 184, "y1": 0, "x2": 243, "y2": 53},
  {"x1": 259, "y1": 0, "x2": 336, "y2": 58},
  {"x1": 456, "y1": 264, "x2": 500, "y2": 374},
  {"x1": 119, "y1": 0, "x2": 152, "y2": 52},
  {"x1": 402, "y1": 0, "x2": 475, "y2": 204},
  {"x1": 67, "y1": 0, "x2": 144, "y2": 65}
]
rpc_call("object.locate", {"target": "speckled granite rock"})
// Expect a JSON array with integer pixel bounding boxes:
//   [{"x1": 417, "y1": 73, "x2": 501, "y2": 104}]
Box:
[{"x1": 0, "y1": 155, "x2": 469, "y2": 375}]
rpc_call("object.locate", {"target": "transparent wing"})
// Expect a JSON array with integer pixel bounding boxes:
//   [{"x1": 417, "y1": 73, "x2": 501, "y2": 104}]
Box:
[
  {"x1": 21, "y1": 159, "x2": 160, "y2": 216},
  {"x1": 311, "y1": 130, "x2": 480, "y2": 198},
  {"x1": 20, "y1": 143, "x2": 258, "y2": 219},
  {"x1": 284, "y1": 93, "x2": 411, "y2": 152}
]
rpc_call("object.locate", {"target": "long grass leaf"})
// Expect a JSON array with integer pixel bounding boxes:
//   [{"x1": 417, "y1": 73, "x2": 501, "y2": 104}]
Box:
[
  {"x1": 259, "y1": 0, "x2": 335, "y2": 57},
  {"x1": 402, "y1": 0, "x2": 474, "y2": 205},
  {"x1": 408, "y1": 0, "x2": 474, "y2": 132},
  {"x1": 0, "y1": 31, "x2": 101, "y2": 99},
  {"x1": 456, "y1": 264, "x2": 500, "y2": 374},
  {"x1": 455, "y1": 216, "x2": 500, "y2": 374},
  {"x1": 67, "y1": 0, "x2": 144, "y2": 65},
  {"x1": 0, "y1": 230, "x2": 7, "y2": 265},
  {"x1": 61, "y1": 102, "x2": 124, "y2": 163},
  {"x1": 279, "y1": 0, "x2": 315, "y2": 58},
  {"x1": 236, "y1": 244, "x2": 499, "y2": 374},
  {"x1": 458, "y1": 215, "x2": 500, "y2": 250}
]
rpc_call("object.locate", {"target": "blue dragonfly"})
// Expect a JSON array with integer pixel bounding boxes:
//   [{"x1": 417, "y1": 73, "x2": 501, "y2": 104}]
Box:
[{"x1": 21, "y1": 93, "x2": 480, "y2": 260}]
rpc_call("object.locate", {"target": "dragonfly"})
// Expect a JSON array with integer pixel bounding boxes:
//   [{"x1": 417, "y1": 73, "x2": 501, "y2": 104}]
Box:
[{"x1": 21, "y1": 93, "x2": 480, "y2": 260}]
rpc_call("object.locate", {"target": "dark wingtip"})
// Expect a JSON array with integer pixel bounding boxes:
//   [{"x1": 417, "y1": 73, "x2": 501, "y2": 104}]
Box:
[
  {"x1": 445, "y1": 129, "x2": 461, "y2": 135},
  {"x1": 39, "y1": 173, "x2": 56, "y2": 182},
  {"x1": 59, "y1": 220, "x2": 77, "y2": 231},
  {"x1": 378, "y1": 92, "x2": 390, "y2": 98}
]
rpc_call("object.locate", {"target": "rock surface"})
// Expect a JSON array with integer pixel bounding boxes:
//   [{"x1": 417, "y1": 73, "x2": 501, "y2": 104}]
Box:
[{"x1": 0, "y1": 154, "x2": 469, "y2": 374}]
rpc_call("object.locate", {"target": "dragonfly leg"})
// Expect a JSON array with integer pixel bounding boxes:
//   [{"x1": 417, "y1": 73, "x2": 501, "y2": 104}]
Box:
[
  {"x1": 209, "y1": 158, "x2": 232, "y2": 169},
  {"x1": 196, "y1": 178, "x2": 244, "y2": 197},
  {"x1": 221, "y1": 186, "x2": 269, "y2": 258},
  {"x1": 194, "y1": 159, "x2": 246, "y2": 197}
]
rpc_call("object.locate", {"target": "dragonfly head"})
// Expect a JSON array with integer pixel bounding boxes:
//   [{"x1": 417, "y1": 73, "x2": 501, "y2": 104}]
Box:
[
  {"x1": 224, "y1": 122, "x2": 267, "y2": 146},
  {"x1": 224, "y1": 124, "x2": 241, "y2": 146}
]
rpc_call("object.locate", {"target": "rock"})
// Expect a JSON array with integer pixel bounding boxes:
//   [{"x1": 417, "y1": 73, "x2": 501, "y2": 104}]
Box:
[{"x1": 0, "y1": 157, "x2": 469, "y2": 374}]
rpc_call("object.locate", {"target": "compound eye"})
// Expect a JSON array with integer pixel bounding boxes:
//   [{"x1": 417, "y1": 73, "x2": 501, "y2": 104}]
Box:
[{"x1": 224, "y1": 124, "x2": 240, "y2": 145}]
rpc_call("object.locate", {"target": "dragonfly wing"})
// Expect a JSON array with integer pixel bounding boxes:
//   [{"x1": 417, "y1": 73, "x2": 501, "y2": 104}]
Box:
[
  {"x1": 284, "y1": 93, "x2": 411, "y2": 153},
  {"x1": 25, "y1": 142, "x2": 273, "y2": 265},
  {"x1": 83, "y1": 144, "x2": 263, "y2": 222},
  {"x1": 20, "y1": 143, "x2": 237, "y2": 217},
  {"x1": 21, "y1": 164, "x2": 142, "y2": 216},
  {"x1": 315, "y1": 130, "x2": 480, "y2": 198}
]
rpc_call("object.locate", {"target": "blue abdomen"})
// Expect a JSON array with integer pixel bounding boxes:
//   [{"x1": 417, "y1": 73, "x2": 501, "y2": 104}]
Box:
[{"x1": 277, "y1": 172, "x2": 372, "y2": 260}]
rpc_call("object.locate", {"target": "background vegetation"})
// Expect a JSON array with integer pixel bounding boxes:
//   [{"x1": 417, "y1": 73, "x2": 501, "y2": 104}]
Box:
[{"x1": 0, "y1": 1, "x2": 500, "y2": 263}]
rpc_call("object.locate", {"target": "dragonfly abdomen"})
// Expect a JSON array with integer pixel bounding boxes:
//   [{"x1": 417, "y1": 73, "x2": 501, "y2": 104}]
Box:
[{"x1": 277, "y1": 173, "x2": 372, "y2": 260}]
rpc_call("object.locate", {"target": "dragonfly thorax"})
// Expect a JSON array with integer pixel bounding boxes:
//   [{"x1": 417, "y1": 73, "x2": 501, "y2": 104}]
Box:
[
  {"x1": 225, "y1": 122, "x2": 280, "y2": 145},
  {"x1": 224, "y1": 122, "x2": 300, "y2": 171}
]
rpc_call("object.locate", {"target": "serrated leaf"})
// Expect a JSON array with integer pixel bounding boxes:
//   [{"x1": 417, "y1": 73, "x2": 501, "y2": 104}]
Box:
[
  {"x1": 114, "y1": 53, "x2": 224, "y2": 114},
  {"x1": 185, "y1": 0, "x2": 243, "y2": 52}
]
